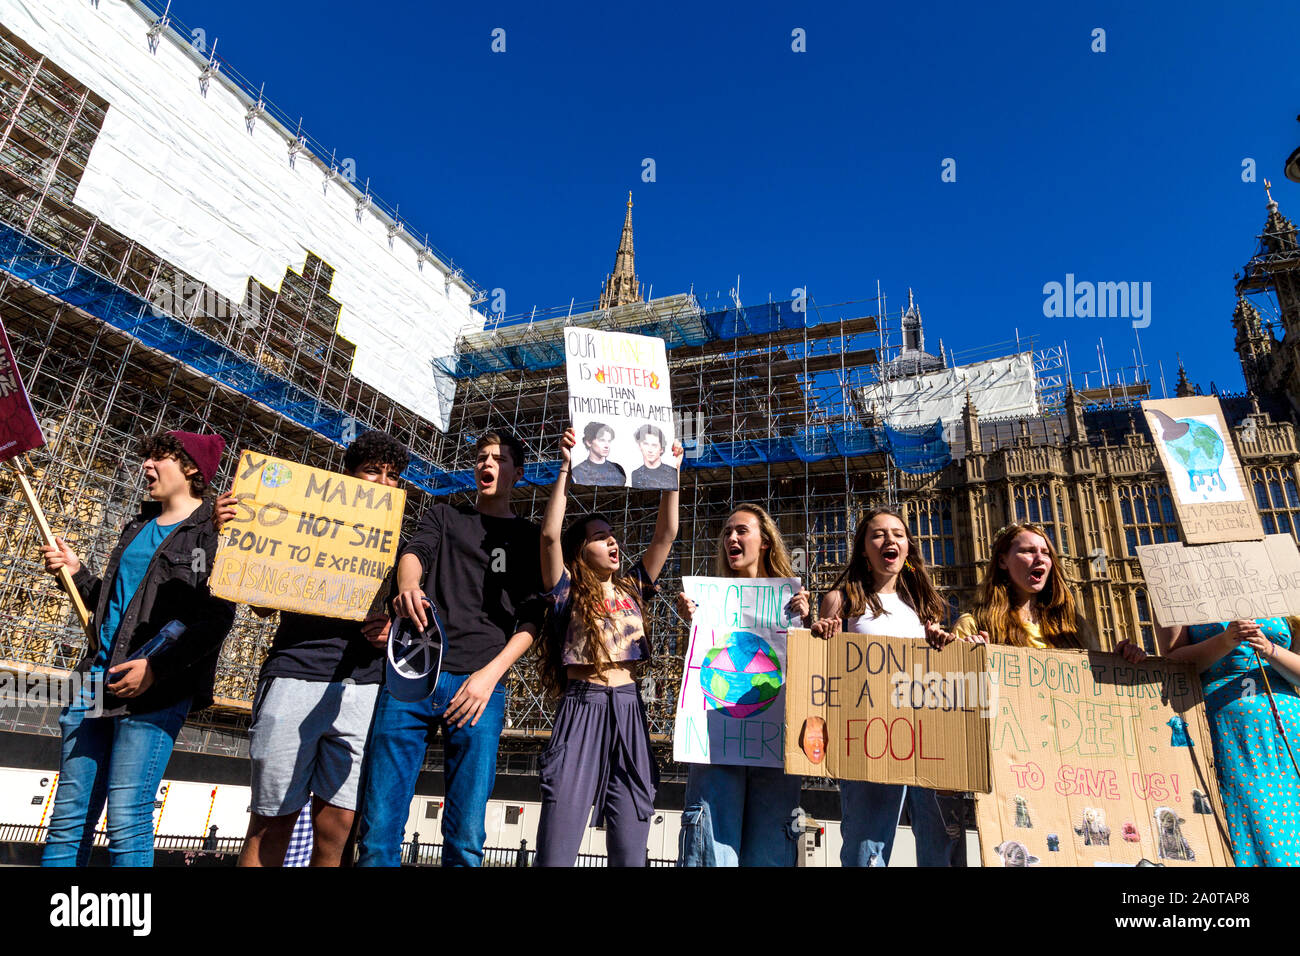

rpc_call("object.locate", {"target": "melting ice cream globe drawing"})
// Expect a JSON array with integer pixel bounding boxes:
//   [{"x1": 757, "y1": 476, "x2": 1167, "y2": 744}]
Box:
[{"x1": 1148, "y1": 410, "x2": 1227, "y2": 494}]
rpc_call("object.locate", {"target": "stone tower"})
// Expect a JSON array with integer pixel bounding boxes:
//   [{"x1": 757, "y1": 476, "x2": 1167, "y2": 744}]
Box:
[{"x1": 598, "y1": 191, "x2": 642, "y2": 310}]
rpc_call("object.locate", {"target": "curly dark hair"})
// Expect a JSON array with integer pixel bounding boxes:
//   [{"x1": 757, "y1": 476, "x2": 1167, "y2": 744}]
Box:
[
  {"x1": 137, "y1": 432, "x2": 207, "y2": 497},
  {"x1": 343, "y1": 430, "x2": 410, "y2": 477}
]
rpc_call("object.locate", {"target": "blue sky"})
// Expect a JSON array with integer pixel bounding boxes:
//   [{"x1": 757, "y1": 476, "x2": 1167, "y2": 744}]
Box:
[{"x1": 171, "y1": 0, "x2": 1298, "y2": 395}]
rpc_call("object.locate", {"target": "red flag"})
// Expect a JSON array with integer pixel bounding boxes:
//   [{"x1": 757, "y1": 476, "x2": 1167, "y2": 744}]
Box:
[{"x1": 0, "y1": 318, "x2": 45, "y2": 463}]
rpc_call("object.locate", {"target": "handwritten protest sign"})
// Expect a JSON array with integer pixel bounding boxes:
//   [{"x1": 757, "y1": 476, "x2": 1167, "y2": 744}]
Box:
[
  {"x1": 1137, "y1": 534, "x2": 1300, "y2": 627},
  {"x1": 563, "y1": 326, "x2": 678, "y2": 489},
  {"x1": 975, "y1": 645, "x2": 1232, "y2": 867},
  {"x1": 0, "y1": 317, "x2": 45, "y2": 462},
  {"x1": 784, "y1": 628, "x2": 990, "y2": 792},
  {"x1": 673, "y1": 576, "x2": 800, "y2": 768},
  {"x1": 210, "y1": 451, "x2": 405, "y2": 619},
  {"x1": 1141, "y1": 397, "x2": 1262, "y2": 544}
]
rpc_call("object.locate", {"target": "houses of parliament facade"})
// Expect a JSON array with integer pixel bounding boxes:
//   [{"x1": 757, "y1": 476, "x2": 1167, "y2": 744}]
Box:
[{"x1": 894, "y1": 185, "x2": 1300, "y2": 655}]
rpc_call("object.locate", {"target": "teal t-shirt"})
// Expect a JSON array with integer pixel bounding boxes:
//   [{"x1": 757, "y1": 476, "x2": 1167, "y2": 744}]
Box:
[{"x1": 92, "y1": 518, "x2": 179, "y2": 672}]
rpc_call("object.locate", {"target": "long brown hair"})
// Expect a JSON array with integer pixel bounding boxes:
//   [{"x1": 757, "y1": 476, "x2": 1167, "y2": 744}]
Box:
[
  {"x1": 537, "y1": 513, "x2": 646, "y2": 699},
  {"x1": 969, "y1": 523, "x2": 1089, "y2": 648},
  {"x1": 710, "y1": 503, "x2": 795, "y2": 578},
  {"x1": 828, "y1": 507, "x2": 946, "y2": 624}
]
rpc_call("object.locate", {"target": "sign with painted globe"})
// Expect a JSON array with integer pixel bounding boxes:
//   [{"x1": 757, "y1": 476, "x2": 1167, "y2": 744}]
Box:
[
  {"x1": 699, "y1": 631, "x2": 783, "y2": 718},
  {"x1": 1141, "y1": 397, "x2": 1263, "y2": 544},
  {"x1": 675, "y1": 576, "x2": 801, "y2": 768}
]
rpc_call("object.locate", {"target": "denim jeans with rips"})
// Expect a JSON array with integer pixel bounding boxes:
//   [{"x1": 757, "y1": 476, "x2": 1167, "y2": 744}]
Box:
[{"x1": 678, "y1": 763, "x2": 803, "y2": 867}]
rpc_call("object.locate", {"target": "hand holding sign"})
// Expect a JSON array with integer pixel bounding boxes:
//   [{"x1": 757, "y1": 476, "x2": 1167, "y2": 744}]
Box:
[{"x1": 210, "y1": 451, "x2": 405, "y2": 620}]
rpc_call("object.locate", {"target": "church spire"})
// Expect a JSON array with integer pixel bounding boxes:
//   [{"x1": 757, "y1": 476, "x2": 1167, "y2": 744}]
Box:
[
  {"x1": 598, "y1": 191, "x2": 642, "y2": 310},
  {"x1": 1262, "y1": 179, "x2": 1298, "y2": 255}
]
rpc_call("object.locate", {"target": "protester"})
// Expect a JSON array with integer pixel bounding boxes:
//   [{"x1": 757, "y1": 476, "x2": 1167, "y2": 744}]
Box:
[
  {"x1": 534, "y1": 426, "x2": 678, "y2": 866},
  {"x1": 38, "y1": 430, "x2": 235, "y2": 867},
  {"x1": 942, "y1": 523, "x2": 1144, "y2": 662},
  {"x1": 675, "y1": 504, "x2": 810, "y2": 866},
  {"x1": 570, "y1": 421, "x2": 626, "y2": 486},
  {"x1": 355, "y1": 430, "x2": 544, "y2": 867},
  {"x1": 1157, "y1": 617, "x2": 1300, "y2": 866},
  {"x1": 220, "y1": 430, "x2": 407, "y2": 867},
  {"x1": 812, "y1": 507, "x2": 963, "y2": 867}
]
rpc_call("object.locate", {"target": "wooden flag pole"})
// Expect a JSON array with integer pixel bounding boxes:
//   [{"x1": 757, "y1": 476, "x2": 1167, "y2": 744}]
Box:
[{"x1": 7, "y1": 456, "x2": 95, "y2": 641}]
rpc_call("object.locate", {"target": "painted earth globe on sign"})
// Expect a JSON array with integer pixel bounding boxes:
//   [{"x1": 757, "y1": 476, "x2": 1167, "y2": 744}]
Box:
[{"x1": 699, "y1": 630, "x2": 782, "y2": 718}]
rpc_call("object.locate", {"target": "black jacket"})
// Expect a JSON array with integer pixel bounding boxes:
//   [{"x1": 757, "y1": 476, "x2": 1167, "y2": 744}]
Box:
[{"x1": 71, "y1": 498, "x2": 236, "y2": 716}]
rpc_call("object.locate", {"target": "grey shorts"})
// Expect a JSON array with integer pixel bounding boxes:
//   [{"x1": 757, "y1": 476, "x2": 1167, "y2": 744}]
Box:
[{"x1": 249, "y1": 676, "x2": 380, "y2": 816}]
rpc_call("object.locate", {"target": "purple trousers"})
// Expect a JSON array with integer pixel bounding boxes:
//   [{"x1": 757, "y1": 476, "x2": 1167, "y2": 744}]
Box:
[{"x1": 536, "y1": 680, "x2": 659, "y2": 867}]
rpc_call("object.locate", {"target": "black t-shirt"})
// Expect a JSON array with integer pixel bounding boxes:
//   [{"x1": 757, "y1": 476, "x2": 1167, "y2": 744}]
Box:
[
  {"x1": 401, "y1": 502, "x2": 545, "y2": 674},
  {"x1": 570, "y1": 458, "x2": 626, "y2": 487},
  {"x1": 630, "y1": 463, "x2": 679, "y2": 490},
  {"x1": 260, "y1": 610, "x2": 384, "y2": 684}
]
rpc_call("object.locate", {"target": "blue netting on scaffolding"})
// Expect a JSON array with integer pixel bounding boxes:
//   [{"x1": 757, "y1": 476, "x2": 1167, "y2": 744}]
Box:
[
  {"x1": 0, "y1": 221, "x2": 466, "y2": 496},
  {"x1": 884, "y1": 420, "x2": 953, "y2": 474},
  {"x1": 0, "y1": 221, "x2": 953, "y2": 493},
  {"x1": 438, "y1": 299, "x2": 813, "y2": 378}
]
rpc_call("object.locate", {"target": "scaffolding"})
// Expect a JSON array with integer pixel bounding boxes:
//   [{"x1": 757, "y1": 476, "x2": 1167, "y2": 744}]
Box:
[
  {"x1": 0, "y1": 23, "x2": 460, "y2": 720},
  {"x1": 5, "y1": 3, "x2": 1248, "y2": 790}
]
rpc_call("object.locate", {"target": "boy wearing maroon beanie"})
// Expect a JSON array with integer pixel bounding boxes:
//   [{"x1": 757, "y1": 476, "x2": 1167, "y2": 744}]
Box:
[{"x1": 38, "y1": 429, "x2": 236, "y2": 866}]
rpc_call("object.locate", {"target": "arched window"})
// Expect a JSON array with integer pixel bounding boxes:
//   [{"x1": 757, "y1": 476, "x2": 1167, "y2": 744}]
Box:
[
  {"x1": 1012, "y1": 482, "x2": 1058, "y2": 549},
  {"x1": 1250, "y1": 466, "x2": 1300, "y2": 539},
  {"x1": 1117, "y1": 485, "x2": 1178, "y2": 556},
  {"x1": 905, "y1": 498, "x2": 956, "y2": 569},
  {"x1": 1134, "y1": 589, "x2": 1156, "y2": 654}
]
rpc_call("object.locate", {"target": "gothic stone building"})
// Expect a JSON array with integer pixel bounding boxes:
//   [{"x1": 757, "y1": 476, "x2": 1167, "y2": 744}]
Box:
[{"x1": 901, "y1": 189, "x2": 1300, "y2": 655}]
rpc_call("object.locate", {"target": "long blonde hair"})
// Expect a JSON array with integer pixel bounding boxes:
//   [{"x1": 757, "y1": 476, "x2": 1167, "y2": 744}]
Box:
[
  {"x1": 970, "y1": 523, "x2": 1089, "y2": 648},
  {"x1": 710, "y1": 503, "x2": 795, "y2": 578},
  {"x1": 829, "y1": 507, "x2": 946, "y2": 624}
]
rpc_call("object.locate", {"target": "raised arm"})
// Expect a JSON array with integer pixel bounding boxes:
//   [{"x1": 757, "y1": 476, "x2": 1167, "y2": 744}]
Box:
[
  {"x1": 641, "y1": 488, "x2": 679, "y2": 582},
  {"x1": 540, "y1": 429, "x2": 575, "y2": 592}
]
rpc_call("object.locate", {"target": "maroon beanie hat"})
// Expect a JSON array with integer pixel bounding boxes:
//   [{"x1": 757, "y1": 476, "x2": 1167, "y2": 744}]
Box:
[{"x1": 168, "y1": 431, "x2": 227, "y2": 485}]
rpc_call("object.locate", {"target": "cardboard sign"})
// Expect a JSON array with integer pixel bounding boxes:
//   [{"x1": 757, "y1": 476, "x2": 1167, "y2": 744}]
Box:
[
  {"x1": 0, "y1": 317, "x2": 46, "y2": 462},
  {"x1": 210, "y1": 451, "x2": 406, "y2": 619},
  {"x1": 673, "y1": 576, "x2": 801, "y2": 768},
  {"x1": 1141, "y1": 397, "x2": 1262, "y2": 544},
  {"x1": 784, "y1": 628, "x2": 991, "y2": 792},
  {"x1": 975, "y1": 645, "x2": 1233, "y2": 867},
  {"x1": 563, "y1": 326, "x2": 678, "y2": 489},
  {"x1": 1137, "y1": 534, "x2": 1300, "y2": 627}
]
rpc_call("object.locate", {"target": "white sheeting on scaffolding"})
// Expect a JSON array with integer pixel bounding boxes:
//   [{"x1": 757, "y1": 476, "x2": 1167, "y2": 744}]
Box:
[
  {"x1": 2, "y1": 0, "x2": 484, "y2": 431},
  {"x1": 859, "y1": 351, "x2": 1039, "y2": 427}
]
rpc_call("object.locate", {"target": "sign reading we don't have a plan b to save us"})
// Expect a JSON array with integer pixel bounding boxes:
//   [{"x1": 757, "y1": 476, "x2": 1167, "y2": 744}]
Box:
[{"x1": 210, "y1": 451, "x2": 406, "y2": 619}]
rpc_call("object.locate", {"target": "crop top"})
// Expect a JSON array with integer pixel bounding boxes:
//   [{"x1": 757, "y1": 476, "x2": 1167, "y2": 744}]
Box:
[{"x1": 546, "y1": 559, "x2": 658, "y2": 666}]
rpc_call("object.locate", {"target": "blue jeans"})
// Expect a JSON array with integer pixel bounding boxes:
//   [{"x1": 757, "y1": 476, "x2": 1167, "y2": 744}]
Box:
[
  {"x1": 42, "y1": 697, "x2": 191, "y2": 867},
  {"x1": 840, "y1": 782, "x2": 963, "y2": 866},
  {"x1": 679, "y1": 764, "x2": 802, "y2": 866},
  {"x1": 355, "y1": 673, "x2": 505, "y2": 867}
]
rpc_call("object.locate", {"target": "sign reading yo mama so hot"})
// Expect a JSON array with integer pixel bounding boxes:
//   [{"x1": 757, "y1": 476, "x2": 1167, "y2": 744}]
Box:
[
  {"x1": 563, "y1": 326, "x2": 678, "y2": 489},
  {"x1": 674, "y1": 576, "x2": 800, "y2": 768},
  {"x1": 211, "y1": 451, "x2": 405, "y2": 620}
]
